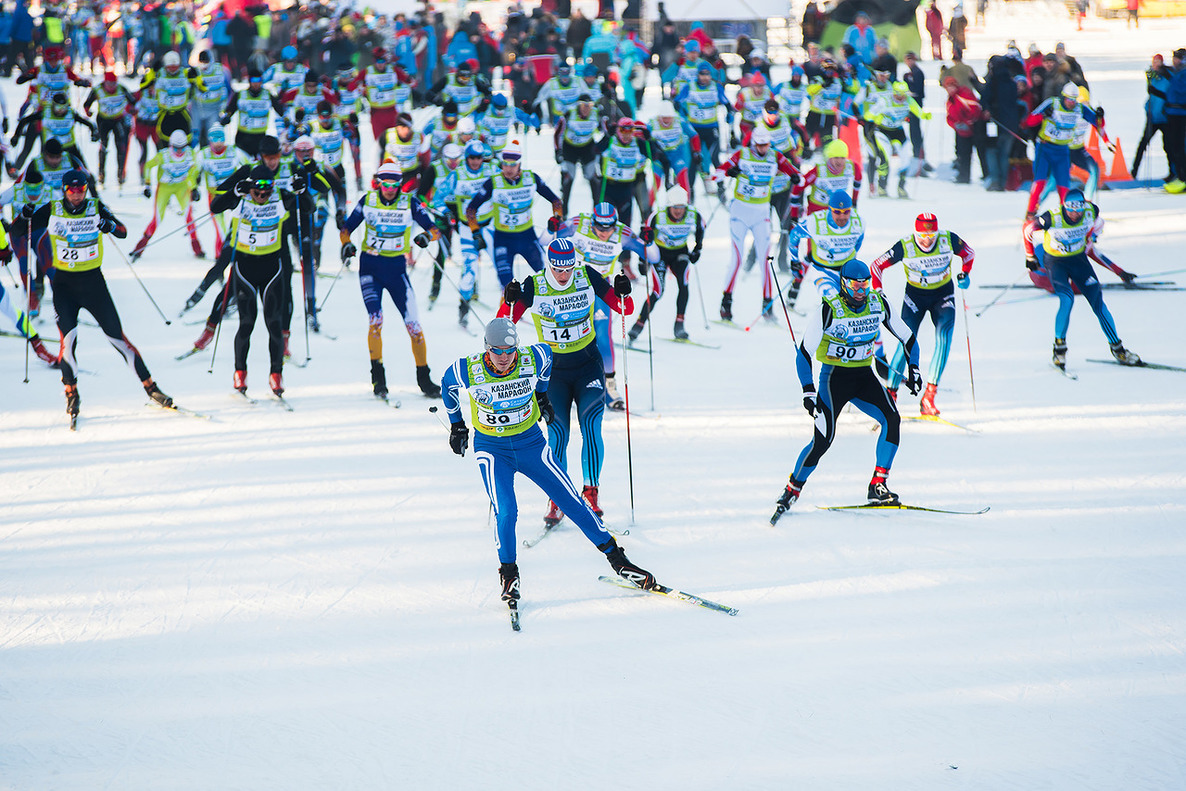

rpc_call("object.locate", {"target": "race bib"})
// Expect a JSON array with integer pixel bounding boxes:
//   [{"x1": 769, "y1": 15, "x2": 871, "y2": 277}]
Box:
[{"x1": 826, "y1": 340, "x2": 874, "y2": 362}]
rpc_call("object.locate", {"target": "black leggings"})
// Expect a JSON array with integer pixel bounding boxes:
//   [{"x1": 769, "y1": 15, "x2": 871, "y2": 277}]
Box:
[
  {"x1": 52, "y1": 267, "x2": 152, "y2": 387},
  {"x1": 96, "y1": 117, "x2": 130, "y2": 180},
  {"x1": 233, "y1": 253, "x2": 285, "y2": 374},
  {"x1": 637, "y1": 247, "x2": 691, "y2": 325}
]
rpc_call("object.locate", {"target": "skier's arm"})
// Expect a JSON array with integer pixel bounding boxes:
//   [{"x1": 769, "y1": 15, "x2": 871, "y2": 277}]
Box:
[
  {"x1": 530, "y1": 344, "x2": 553, "y2": 392},
  {"x1": 96, "y1": 201, "x2": 126, "y2": 238},
  {"x1": 440, "y1": 359, "x2": 469, "y2": 423},
  {"x1": 795, "y1": 302, "x2": 827, "y2": 390},
  {"x1": 586, "y1": 265, "x2": 635, "y2": 315},
  {"x1": 950, "y1": 232, "x2": 975, "y2": 276},
  {"x1": 881, "y1": 300, "x2": 919, "y2": 366},
  {"x1": 74, "y1": 111, "x2": 97, "y2": 134},
  {"x1": 341, "y1": 196, "x2": 366, "y2": 235},
  {"x1": 870, "y1": 241, "x2": 905, "y2": 289},
  {"x1": 533, "y1": 178, "x2": 563, "y2": 213},
  {"x1": 465, "y1": 178, "x2": 494, "y2": 225}
]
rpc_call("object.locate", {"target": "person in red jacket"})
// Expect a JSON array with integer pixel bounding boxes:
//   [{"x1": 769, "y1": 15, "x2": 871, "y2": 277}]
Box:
[
  {"x1": 944, "y1": 76, "x2": 986, "y2": 184},
  {"x1": 924, "y1": 2, "x2": 944, "y2": 60}
]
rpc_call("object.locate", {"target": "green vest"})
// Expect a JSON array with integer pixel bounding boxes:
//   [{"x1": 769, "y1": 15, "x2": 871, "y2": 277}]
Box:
[{"x1": 465, "y1": 349, "x2": 541, "y2": 436}]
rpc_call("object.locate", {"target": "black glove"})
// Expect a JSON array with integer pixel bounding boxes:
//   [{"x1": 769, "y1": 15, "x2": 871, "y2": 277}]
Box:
[
  {"x1": 906, "y1": 364, "x2": 923, "y2": 396},
  {"x1": 449, "y1": 421, "x2": 469, "y2": 456},
  {"x1": 142, "y1": 186, "x2": 152, "y2": 198},
  {"x1": 413, "y1": 232, "x2": 430, "y2": 248},
  {"x1": 335, "y1": 210, "x2": 346, "y2": 230},
  {"x1": 341, "y1": 242, "x2": 357, "y2": 261},
  {"x1": 726, "y1": 164, "x2": 741, "y2": 178},
  {"x1": 97, "y1": 218, "x2": 117, "y2": 233},
  {"x1": 802, "y1": 388, "x2": 818, "y2": 417},
  {"x1": 1, "y1": 118, "x2": 7, "y2": 134},
  {"x1": 234, "y1": 180, "x2": 250, "y2": 197},
  {"x1": 20, "y1": 202, "x2": 35, "y2": 219},
  {"x1": 219, "y1": 115, "x2": 230, "y2": 126},
  {"x1": 471, "y1": 229, "x2": 486, "y2": 251},
  {"x1": 536, "y1": 391, "x2": 555, "y2": 425},
  {"x1": 639, "y1": 226, "x2": 654, "y2": 244},
  {"x1": 1025, "y1": 256, "x2": 1039, "y2": 272},
  {"x1": 546, "y1": 215, "x2": 562, "y2": 233},
  {"x1": 1119, "y1": 270, "x2": 1137, "y2": 284},
  {"x1": 789, "y1": 172, "x2": 801, "y2": 186},
  {"x1": 689, "y1": 248, "x2": 701, "y2": 263},
  {"x1": 0, "y1": 246, "x2": 11, "y2": 263},
  {"x1": 613, "y1": 273, "x2": 631, "y2": 296},
  {"x1": 191, "y1": 188, "x2": 200, "y2": 201},
  {"x1": 90, "y1": 128, "x2": 99, "y2": 142},
  {"x1": 301, "y1": 159, "x2": 319, "y2": 176},
  {"x1": 503, "y1": 279, "x2": 522, "y2": 305},
  {"x1": 729, "y1": 132, "x2": 740, "y2": 149},
  {"x1": 291, "y1": 178, "x2": 307, "y2": 195},
  {"x1": 554, "y1": 148, "x2": 563, "y2": 164}
]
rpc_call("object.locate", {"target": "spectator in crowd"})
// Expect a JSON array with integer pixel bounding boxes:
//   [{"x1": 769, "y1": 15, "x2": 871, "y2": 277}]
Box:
[
  {"x1": 925, "y1": 1, "x2": 944, "y2": 61},
  {"x1": 948, "y1": 5, "x2": 967, "y2": 53},
  {"x1": 1131, "y1": 53, "x2": 1172, "y2": 181},
  {"x1": 842, "y1": 12, "x2": 877, "y2": 66},
  {"x1": 802, "y1": 2, "x2": 826, "y2": 46},
  {"x1": 1163, "y1": 48, "x2": 1186, "y2": 193},
  {"x1": 944, "y1": 75, "x2": 988, "y2": 184}
]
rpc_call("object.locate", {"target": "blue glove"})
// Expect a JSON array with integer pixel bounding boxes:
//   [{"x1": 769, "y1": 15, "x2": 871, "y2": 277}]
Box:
[{"x1": 956, "y1": 272, "x2": 969, "y2": 289}]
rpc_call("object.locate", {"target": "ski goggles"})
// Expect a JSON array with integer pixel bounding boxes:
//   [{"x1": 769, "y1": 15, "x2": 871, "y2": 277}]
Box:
[
  {"x1": 251, "y1": 179, "x2": 274, "y2": 194},
  {"x1": 915, "y1": 230, "x2": 937, "y2": 248},
  {"x1": 63, "y1": 183, "x2": 87, "y2": 195},
  {"x1": 375, "y1": 176, "x2": 401, "y2": 188},
  {"x1": 830, "y1": 207, "x2": 852, "y2": 220},
  {"x1": 487, "y1": 345, "x2": 517, "y2": 356},
  {"x1": 842, "y1": 277, "x2": 870, "y2": 301},
  {"x1": 1064, "y1": 198, "x2": 1088, "y2": 212}
]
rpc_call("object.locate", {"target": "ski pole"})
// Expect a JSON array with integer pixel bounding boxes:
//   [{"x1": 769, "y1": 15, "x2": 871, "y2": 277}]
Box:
[
  {"x1": 691, "y1": 258, "x2": 710, "y2": 330},
  {"x1": 106, "y1": 235, "x2": 171, "y2": 325},
  {"x1": 975, "y1": 269, "x2": 1028, "y2": 317},
  {"x1": 293, "y1": 189, "x2": 311, "y2": 366},
  {"x1": 207, "y1": 247, "x2": 238, "y2": 374},
  {"x1": 23, "y1": 227, "x2": 31, "y2": 383},
  {"x1": 645, "y1": 296, "x2": 655, "y2": 412},
  {"x1": 960, "y1": 290, "x2": 977, "y2": 413},
  {"x1": 766, "y1": 255, "x2": 798, "y2": 344},
  {"x1": 137, "y1": 210, "x2": 214, "y2": 251},
  {"x1": 619, "y1": 305, "x2": 636, "y2": 526}
]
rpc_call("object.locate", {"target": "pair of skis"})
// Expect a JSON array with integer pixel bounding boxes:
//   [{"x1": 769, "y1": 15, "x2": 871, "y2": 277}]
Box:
[{"x1": 1057, "y1": 358, "x2": 1186, "y2": 379}]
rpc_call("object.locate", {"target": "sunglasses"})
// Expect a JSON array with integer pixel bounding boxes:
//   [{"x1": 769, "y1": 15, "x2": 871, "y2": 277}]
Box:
[
  {"x1": 487, "y1": 345, "x2": 517, "y2": 355},
  {"x1": 64, "y1": 184, "x2": 87, "y2": 193},
  {"x1": 831, "y1": 207, "x2": 852, "y2": 216}
]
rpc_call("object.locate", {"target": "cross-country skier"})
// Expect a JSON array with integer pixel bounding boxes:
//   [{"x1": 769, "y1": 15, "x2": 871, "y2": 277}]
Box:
[
  {"x1": 1022, "y1": 189, "x2": 1141, "y2": 370},
  {"x1": 784, "y1": 188, "x2": 865, "y2": 308},
  {"x1": 439, "y1": 316, "x2": 657, "y2": 621},
  {"x1": 871, "y1": 212, "x2": 975, "y2": 415},
  {"x1": 630, "y1": 185, "x2": 704, "y2": 342},
  {"x1": 499, "y1": 237, "x2": 635, "y2": 527},
  {"x1": 770, "y1": 259, "x2": 921, "y2": 524}
]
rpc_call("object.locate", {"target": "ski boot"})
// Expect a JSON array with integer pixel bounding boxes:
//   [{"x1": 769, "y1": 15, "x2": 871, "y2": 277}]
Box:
[
  {"x1": 269, "y1": 372, "x2": 284, "y2": 396},
  {"x1": 543, "y1": 500, "x2": 564, "y2": 528},
  {"x1": 184, "y1": 281, "x2": 213, "y2": 312},
  {"x1": 192, "y1": 321, "x2": 216, "y2": 351},
  {"x1": 458, "y1": 299, "x2": 470, "y2": 329},
  {"x1": 64, "y1": 384, "x2": 80, "y2": 418},
  {"x1": 29, "y1": 337, "x2": 59, "y2": 365},
  {"x1": 673, "y1": 319, "x2": 689, "y2": 341},
  {"x1": 876, "y1": 180, "x2": 889, "y2": 198},
  {"x1": 868, "y1": 468, "x2": 900, "y2": 505},
  {"x1": 600, "y1": 539, "x2": 656, "y2": 590},
  {"x1": 897, "y1": 176, "x2": 909, "y2": 199},
  {"x1": 784, "y1": 277, "x2": 801, "y2": 306},
  {"x1": 371, "y1": 360, "x2": 388, "y2": 399},
  {"x1": 604, "y1": 374, "x2": 625, "y2": 411},
  {"x1": 416, "y1": 365, "x2": 441, "y2": 398},
  {"x1": 1109, "y1": 341, "x2": 1141, "y2": 366},
  {"x1": 761, "y1": 297, "x2": 776, "y2": 322},
  {"x1": 143, "y1": 379, "x2": 173, "y2": 408},
  {"x1": 1052, "y1": 337, "x2": 1068, "y2": 369},
  {"x1": 581, "y1": 485, "x2": 603, "y2": 517},
  {"x1": 919, "y1": 382, "x2": 940, "y2": 416},
  {"x1": 627, "y1": 321, "x2": 644, "y2": 343},
  {"x1": 770, "y1": 479, "x2": 803, "y2": 525},
  {"x1": 720, "y1": 292, "x2": 733, "y2": 321},
  {"x1": 499, "y1": 562, "x2": 521, "y2": 602},
  {"x1": 233, "y1": 369, "x2": 248, "y2": 394}
]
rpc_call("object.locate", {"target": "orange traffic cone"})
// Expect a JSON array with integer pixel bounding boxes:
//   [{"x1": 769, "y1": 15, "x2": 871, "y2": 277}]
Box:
[
  {"x1": 1106, "y1": 138, "x2": 1132, "y2": 182},
  {"x1": 838, "y1": 118, "x2": 862, "y2": 166}
]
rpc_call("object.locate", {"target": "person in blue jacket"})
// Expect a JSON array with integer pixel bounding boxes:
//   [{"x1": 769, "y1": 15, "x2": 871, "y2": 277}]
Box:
[{"x1": 1132, "y1": 53, "x2": 1172, "y2": 181}]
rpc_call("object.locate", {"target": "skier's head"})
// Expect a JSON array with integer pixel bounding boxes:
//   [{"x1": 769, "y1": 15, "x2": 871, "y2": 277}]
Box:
[
  {"x1": 162, "y1": 50, "x2": 182, "y2": 74},
  {"x1": 763, "y1": 99, "x2": 781, "y2": 126},
  {"x1": 169, "y1": 129, "x2": 188, "y2": 151},
  {"x1": 442, "y1": 100, "x2": 460, "y2": 126},
  {"x1": 582, "y1": 63, "x2": 599, "y2": 85},
  {"x1": 208, "y1": 125, "x2": 227, "y2": 152},
  {"x1": 282, "y1": 45, "x2": 298, "y2": 65},
  {"x1": 456, "y1": 116, "x2": 476, "y2": 141},
  {"x1": 372, "y1": 47, "x2": 388, "y2": 68},
  {"x1": 491, "y1": 93, "x2": 508, "y2": 111},
  {"x1": 750, "y1": 127, "x2": 772, "y2": 156},
  {"x1": 824, "y1": 139, "x2": 848, "y2": 174},
  {"x1": 44, "y1": 45, "x2": 63, "y2": 66},
  {"x1": 247, "y1": 164, "x2": 275, "y2": 203},
  {"x1": 827, "y1": 189, "x2": 852, "y2": 227},
  {"x1": 442, "y1": 143, "x2": 463, "y2": 170},
  {"x1": 500, "y1": 140, "x2": 523, "y2": 179},
  {"x1": 616, "y1": 117, "x2": 637, "y2": 143},
  {"x1": 1060, "y1": 81, "x2": 1079, "y2": 109},
  {"x1": 50, "y1": 92, "x2": 69, "y2": 115},
  {"x1": 839, "y1": 259, "x2": 872, "y2": 309},
  {"x1": 293, "y1": 135, "x2": 315, "y2": 162},
  {"x1": 464, "y1": 140, "x2": 489, "y2": 170},
  {"x1": 395, "y1": 112, "x2": 413, "y2": 132},
  {"x1": 655, "y1": 100, "x2": 677, "y2": 123},
  {"x1": 317, "y1": 100, "x2": 335, "y2": 126},
  {"x1": 303, "y1": 70, "x2": 319, "y2": 89},
  {"x1": 914, "y1": 213, "x2": 939, "y2": 251},
  {"x1": 483, "y1": 317, "x2": 520, "y2": 374},
  {"x1": 874, "y1": 68, "x2": 891, "y2": 86},
  {"x1": 545, "y1": 237, "x2": 578, "y2": 288},
  {"x1": 103, "y1": 70, "x2": 118, "y2": 88},
  {"x1": 373, "y1": 162, "x2": 402, "y2": 200},
  {"x1": 259, "y1": 135, "x2": 281, "y2": 170},
  {"x1": 592, "y1": 202, "x2": 618, "y2": 241},
  {"x1": 1061, "y1": 188, "x2": 1087, "y2": 223},
  {"x1": 576, "y1": 93, "x2": 594, "y2": 117},
  {"x1": 556, "y1": 63, "x2": 572, "y2": 83},
  {"x1": 666, "y1": 185, "x2": 688, "y2": 220},
  {"x1": 42, "y1": 138, "x2": 64, "y2": 166},
  {"x1": 696, "y1": 62, "x2": 713, "y2": 85},
  {"x1": 23, "y1": 169, "x2": 44, "y2": 200},
  {"x1": 455, "y1": 61, "x2": 474, "y2": 85},
  {"x1": 61, "y1": 169, "x2": 89, "y2": 208},
  {"x1": 247, "y1": 67, "x2": 264, "y2": 91}
]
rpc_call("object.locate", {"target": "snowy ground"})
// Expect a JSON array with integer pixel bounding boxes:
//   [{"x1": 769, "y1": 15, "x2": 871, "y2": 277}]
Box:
[{"x1": 3, "y1": 6, "x2": 1186, "y2": 789}]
